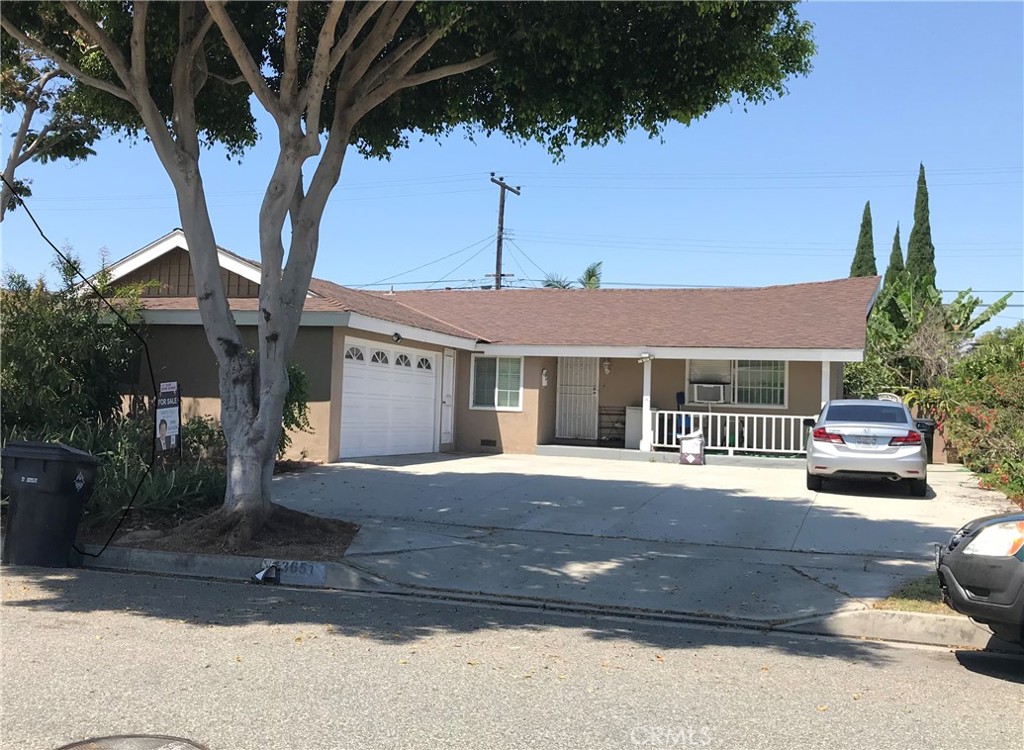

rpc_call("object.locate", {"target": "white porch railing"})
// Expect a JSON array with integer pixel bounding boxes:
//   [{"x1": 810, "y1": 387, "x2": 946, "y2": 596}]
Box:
[{"x1": 652, "y1": 410, "x2": 814, "y2": 455}]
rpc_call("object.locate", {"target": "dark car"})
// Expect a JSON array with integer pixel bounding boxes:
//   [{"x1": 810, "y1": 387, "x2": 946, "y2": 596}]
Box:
[{"x1": 936, "y1": 511, "x2": 1024, "y2": 644}]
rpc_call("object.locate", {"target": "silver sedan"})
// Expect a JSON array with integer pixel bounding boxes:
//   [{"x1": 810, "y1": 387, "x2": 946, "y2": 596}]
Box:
[{"x1": 804, "y1": 399, "x2": 928, "y2": 496}]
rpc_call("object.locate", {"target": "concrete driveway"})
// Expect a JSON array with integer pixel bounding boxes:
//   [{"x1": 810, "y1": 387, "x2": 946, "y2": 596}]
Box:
[{"x1": 274, "y1": 453, "x2": 1015, "y2": 559}]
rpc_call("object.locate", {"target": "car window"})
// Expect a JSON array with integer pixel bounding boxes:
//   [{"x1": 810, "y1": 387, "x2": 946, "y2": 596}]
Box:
[{"x1": 826, "y1": 404, "x2": 908, "y2": 424}]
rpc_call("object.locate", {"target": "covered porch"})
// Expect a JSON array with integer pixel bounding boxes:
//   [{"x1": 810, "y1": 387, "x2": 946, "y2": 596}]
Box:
[{"x1": 548, "y1": 353, "x2": 846, "y2": 456}]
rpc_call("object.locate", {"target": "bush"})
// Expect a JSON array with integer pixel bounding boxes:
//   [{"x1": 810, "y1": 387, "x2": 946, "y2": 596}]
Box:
[
  {"x1": 2, "y1": 415, "x2": 227, "y2": 528},
  {"x1": 0, "y1": 255, "x2": 145, "y2": 434},
  {"x1": 937, "y1": 323, "x2": 1024, "y2": 500}
]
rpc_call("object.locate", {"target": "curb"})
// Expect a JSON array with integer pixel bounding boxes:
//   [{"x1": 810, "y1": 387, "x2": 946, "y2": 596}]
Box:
[
  {"x1": 77, "y1": 544, "x2": 390, "y2": 592},
  {"x1": 775, "y1": 609, "x2": 1024, "y2": 653},
  {"x1": 76, "y1": 544, "x2": 1024, "y2": 654}
]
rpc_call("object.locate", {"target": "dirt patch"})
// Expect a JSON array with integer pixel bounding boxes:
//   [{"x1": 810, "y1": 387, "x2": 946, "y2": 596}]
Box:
[{"x1": 78, "y1": 504, "x2": 359, "y2": 563}]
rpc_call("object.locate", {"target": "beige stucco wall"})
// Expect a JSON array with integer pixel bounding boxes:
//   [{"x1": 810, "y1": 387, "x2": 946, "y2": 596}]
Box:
[
  {"x1": 136, "y1": 325, "x2": 333, "y2": 461},
  {"x1": 454, "y1": 353, "x2": 550, "y2": 453}
]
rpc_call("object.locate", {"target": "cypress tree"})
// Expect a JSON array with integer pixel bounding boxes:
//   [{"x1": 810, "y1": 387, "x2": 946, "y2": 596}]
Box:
[
  {"x1": 905, "y1": 163, "x2": 936, "y2": 288},
  {"x1": 849, "y1": 201, "x2": 877, "y2": 276},
  {"x1": 883, "y1": 223, "x2": 905, "y2": 288}
]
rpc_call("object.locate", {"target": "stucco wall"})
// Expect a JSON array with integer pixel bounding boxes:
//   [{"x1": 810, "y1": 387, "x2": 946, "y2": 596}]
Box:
[
  {"x1": 136, "y1": 325, "x2": 333, "y2": 461},
  {"x1": 454, "y1": 353, "x2": 548, "y2": 454}
]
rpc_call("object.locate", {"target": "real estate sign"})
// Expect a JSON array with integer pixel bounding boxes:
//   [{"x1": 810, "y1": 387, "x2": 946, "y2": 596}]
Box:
[{"x1": 155, "y1": 381, "x2": 181, "y2": 458}]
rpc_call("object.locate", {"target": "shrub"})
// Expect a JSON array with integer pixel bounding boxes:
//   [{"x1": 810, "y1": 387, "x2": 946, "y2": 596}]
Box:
[
  {"x1": 0, "y1": 255, "x2": 145, "y2": 434},
  {"x1": 937, "y1": 323, "x2": 1024, "y2": 500},
  {"x1": 2, "y1": 415, "x2": 227, "y2": 528}
]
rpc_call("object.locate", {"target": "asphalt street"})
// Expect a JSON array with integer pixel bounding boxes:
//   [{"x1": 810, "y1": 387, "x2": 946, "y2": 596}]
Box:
[{"x1": 2, "y1": 569, "x2": 1021, "y2": 750}]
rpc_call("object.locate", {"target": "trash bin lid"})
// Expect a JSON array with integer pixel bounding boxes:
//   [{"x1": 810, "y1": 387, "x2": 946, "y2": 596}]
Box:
[{"x1": 1, "y1": 440, "x2": 100, "y2": 464}]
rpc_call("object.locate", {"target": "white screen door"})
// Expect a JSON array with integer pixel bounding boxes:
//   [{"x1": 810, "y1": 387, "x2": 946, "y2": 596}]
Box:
[
  {"x1": 440, "y1": 349, "x2": 455, "y2": 444},
  {"x1": 556, "y1": 357, "x2": 599, "y2": 440}
]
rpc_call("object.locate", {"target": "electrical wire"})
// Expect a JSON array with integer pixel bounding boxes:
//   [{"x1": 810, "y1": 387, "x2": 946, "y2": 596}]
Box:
[
  {"x1": 503, "y1": 239, "x2": 537, "y2": 287},
  {"x1": 1, "y1": 173, "x2": 157, "y2": 559},
  {"x1": 427, "y1": 243, "x2": 493, "y2": 289},
  {"x1": 353, "y1": 234, "x2": 494, "y2": 288},
  {"x1": 504, "y1": 237, "x2": 553, "y2": 279}
]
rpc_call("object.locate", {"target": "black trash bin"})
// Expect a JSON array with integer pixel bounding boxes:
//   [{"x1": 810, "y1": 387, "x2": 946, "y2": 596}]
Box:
[
  {"x1": 1, "y1": 441, "x2": 101, "y2": 567},
  {"x1": 915, "y1": 419, "x2": 937, "y2": 465}
]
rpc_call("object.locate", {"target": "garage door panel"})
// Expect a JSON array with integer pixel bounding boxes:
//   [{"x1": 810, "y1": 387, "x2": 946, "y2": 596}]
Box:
[{"x1": 340, "y1": 339, "x2": 438, "y2": 458}]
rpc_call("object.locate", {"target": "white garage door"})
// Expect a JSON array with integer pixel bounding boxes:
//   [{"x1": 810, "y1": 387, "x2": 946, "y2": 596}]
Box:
[{"x1": 340, "y1": 338, "x2": 438, "y2": 458}]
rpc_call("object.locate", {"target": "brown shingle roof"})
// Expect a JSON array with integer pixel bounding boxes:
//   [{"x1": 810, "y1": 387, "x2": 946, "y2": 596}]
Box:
[{"x1": 383, "y1": 276, "x2": 880, "y2": 349}]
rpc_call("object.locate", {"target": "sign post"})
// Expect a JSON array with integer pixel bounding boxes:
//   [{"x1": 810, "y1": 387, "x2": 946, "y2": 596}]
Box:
[{"x1": 155, "y1": 381, "x2": 182, "y2": 460}]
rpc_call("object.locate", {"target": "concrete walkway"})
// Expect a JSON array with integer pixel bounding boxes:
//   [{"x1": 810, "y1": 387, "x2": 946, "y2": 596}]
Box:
[{"x1": 268, "y1": 454, "x2": 1016, "y2": 632}]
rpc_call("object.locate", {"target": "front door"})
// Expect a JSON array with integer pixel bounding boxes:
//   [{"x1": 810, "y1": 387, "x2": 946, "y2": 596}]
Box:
[{"x1": 556, "y1": 357, "x2": 599, "y2": 440}]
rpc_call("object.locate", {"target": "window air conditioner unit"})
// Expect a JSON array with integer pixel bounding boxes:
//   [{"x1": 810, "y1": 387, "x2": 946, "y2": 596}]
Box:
[{"x1": 693, "y1": 383, "x2": 726, "y2": 404}]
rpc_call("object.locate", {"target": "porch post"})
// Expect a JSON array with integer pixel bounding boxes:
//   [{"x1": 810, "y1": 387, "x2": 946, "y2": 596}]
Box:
[
  {"x1": 821, "y1": 360, "x2": 831, "y2": 408},
  {"x1": 640, "y1": 357, "x2": 653, "y2": 451}
]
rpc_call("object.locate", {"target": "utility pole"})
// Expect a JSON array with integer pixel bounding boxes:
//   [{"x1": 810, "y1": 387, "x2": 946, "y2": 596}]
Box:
[{"x1": 488, "y1": 173, "x2": 520, "y2": 290}]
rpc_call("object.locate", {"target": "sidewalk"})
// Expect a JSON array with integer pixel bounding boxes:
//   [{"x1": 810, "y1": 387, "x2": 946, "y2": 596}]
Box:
[{"x1": 79, "y1": 515, "x2": 1021, "y2": 652}]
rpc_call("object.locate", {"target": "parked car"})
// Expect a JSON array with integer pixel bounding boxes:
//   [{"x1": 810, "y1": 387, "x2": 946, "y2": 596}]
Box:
[
  {"x1": 936, "y1": 511, "x2": 1024, "y2": 644},
  {"x1": 804, "y1": 399, "x2": 928, "y2": 496}
]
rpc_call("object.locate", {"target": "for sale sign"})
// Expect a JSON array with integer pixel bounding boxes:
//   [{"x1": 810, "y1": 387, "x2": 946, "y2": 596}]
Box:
[{"x1": 155, "y1": 381, "x2": 181, "y2": 457}]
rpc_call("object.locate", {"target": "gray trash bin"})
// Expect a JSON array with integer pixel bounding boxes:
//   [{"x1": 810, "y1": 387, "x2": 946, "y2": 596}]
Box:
[{"x1": 1, "y1": 441, "x2": 101, "y2": 567}]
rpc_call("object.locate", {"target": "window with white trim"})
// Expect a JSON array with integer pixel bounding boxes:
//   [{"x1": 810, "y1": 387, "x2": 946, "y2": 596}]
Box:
[
  {"x1": 416, "y1": 356, "x2": 432, "y2": 371},
  {"x1": 688, "y1": 359, "x2": 786, "y2": 406},
  {"x1": 734, "y1": 360, "x2": 786, "y2": 406},
  {"x1": 395, "y1": 354, "x2": 412, "y2": 368},
  {"x1": 344, "y1": 346, "x2": 364, "y2": 361},
  {"x1": 471, "y1": 356, "x2": 522, "y2": 410},
  {"x1": 370, "y1": 349, "x2": 389, "y2": 365}
]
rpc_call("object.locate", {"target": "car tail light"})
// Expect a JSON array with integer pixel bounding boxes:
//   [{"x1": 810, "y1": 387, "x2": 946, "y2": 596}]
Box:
[
  {"x1": 811, "y1": 427, "x2": 845, "y2": 444},
  {"x1": 889, "y1": 430, "x2": 922, "y2": 446},
  {"x1": 963, "y1": 521, "x2": 1024, "y2": 557}
]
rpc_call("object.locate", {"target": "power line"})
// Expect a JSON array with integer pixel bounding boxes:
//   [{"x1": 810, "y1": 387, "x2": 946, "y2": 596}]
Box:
[
  {"x1": 503, "y1": 241, "x2": 537, "y2": 288},
  {"x1": 505, "y1": 237, "x2": 552, "y2": 279},
  {"x1": 427, "y1": 244, "x2": 493, "y2": 290},
  {"x1": 353, "y1": 234, "x2": 494, "y2": 288}
]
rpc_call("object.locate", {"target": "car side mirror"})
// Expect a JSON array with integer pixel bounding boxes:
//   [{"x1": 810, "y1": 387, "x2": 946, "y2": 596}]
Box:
[{"x1": 802, "y1": 418, "x2": 816, "y2": 428}]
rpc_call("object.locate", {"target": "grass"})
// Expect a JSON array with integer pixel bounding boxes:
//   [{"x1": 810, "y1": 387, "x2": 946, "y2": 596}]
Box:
[{"x1": 873, "y1": 573, "x2": 954, "y2": 615}]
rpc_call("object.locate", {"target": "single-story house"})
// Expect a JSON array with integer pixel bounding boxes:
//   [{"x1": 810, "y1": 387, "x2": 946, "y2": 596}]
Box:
[{"x1": 105, "y1": 230, "x2": 881, "y2": 462}]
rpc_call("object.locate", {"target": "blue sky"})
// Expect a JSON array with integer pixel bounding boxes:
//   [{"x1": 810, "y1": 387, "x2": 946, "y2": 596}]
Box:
[{"x1": 3, "y1": 2, "x2": 1022, "y2": 327}]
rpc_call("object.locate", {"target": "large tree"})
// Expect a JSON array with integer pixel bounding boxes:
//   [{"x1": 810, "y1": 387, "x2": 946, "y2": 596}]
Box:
[
  {"x1": 849, "y1": 200, "x2": 876, "y2": 277},
  {"x1": 1, "y1": 1, "x2": 815, "y2": 542},
  {"x1": 905, "y1": 162, "x2": 936, "y2": 288},
  {"x1": 1, "y1": 43, "x2": 100, "y2": 220}
]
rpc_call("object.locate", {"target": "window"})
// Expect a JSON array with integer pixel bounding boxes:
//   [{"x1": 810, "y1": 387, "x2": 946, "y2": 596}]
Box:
[
  {"x1": 344, "y1": 346, "x2": 364, "y2": 361},
  {"x1": 472, "y1": 356, "x2": 522, "y2": 410},
  {"x1": 734, "y1": 360, "x2": 786, "y2": 406},
  {"x1": 370, "y1": 349, "x2": 389, "y2": 365},
  {"x1": 416, "y1": 356, "x2": 432, "y2": 371},
  {"x1": 686, "y1": 360, "x2": 787, "y2": 407},
  {"x1": 395, "y1": 354, "x2": 412, "y2": 368}
]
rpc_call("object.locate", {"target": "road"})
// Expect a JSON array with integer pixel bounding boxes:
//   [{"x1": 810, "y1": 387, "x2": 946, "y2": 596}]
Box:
[{"x1": 2, "y1": 569, "x2": 1021, "y2": 750}]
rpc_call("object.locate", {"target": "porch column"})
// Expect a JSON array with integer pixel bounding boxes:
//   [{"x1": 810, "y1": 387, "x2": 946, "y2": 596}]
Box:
[
  {"x1": 640, "y1": 357, "x2": 653, "y2": 451},
  {"x1": 821, "y1": 360, "x2": 831, "y2": 408}
]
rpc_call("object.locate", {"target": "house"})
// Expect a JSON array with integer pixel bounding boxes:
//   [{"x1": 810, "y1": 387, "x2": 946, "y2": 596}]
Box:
[{"x1": 105, "y1": 230, "x2": 881, "y2": 462}]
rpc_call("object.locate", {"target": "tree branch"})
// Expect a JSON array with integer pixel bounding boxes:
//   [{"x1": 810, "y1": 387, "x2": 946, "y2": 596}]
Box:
[
  {"x1": 131, "y1": 0, "x2": 149, "y2": 89},
  {"x1": 204, "y1": 0, "x2": 281, "y2": 118},
  {"x1": 328, "y1": 1, "x2": 388, "y2": 73},
  {"x1": 209, "y1": 72, "x2": 247, "y2": 85},
  {"x1": 340, "y1": 1, "x2": 414, "y2": 87},
  {"x1": 280, "y1": 0, "x2": 302, "y2": 108},
  {"x1": 0, "y1": 17, "x2": 133, "y2": 102},
  {"x1": 298, "y1": 0, "x2": 347, "y2": 136},
  {"x1": 16, "y1": 122, "x2": 56, "y2": 166},
  {"x1": 358, "y1": 50, "x2": 497, "y2": 117},
  {"x1": 61, "y1": 1, "x2": 133, "y2": 87}
]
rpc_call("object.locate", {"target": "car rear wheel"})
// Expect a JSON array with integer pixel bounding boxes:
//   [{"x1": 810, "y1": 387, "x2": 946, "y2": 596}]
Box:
[
  {"x1": 806, "y1": 471, "x2": 822, "y2": 492},
  {"x1": 908, "y1": 478, "x2": 928, "y2": 497}
]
